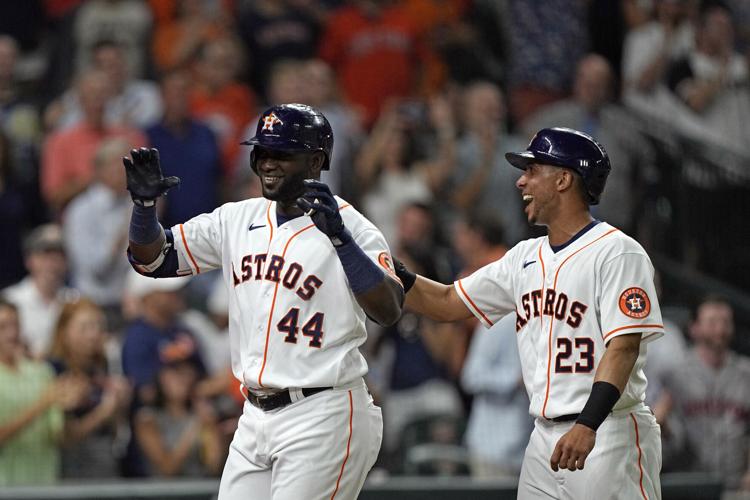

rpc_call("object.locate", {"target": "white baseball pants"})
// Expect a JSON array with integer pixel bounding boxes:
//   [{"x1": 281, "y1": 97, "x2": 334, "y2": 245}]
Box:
[
  {"x1": 518, "y1": 405, "x2": 662, "y2": 500},
  {"x1": 218, "y1": 379, "x2": 382, "y2": 500}
]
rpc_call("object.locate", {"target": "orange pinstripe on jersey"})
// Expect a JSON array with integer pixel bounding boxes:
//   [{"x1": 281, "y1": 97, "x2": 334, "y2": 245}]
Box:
[
  {"x1": 330, "y1": 390, "x2": 354, "y2": 499},
  {"x1": 630, "y1": 413, "x2": 648, "y2": 500},
  {"x1": 257, "y1": 203, "x2": 354, "y2": 388},
  {"x1": 265, "y1": 202, "x2": 274, "y2": 247},
  {"x1": 541, "y1": 228, "x2": 619, "y2": 418},
  {"x1": 603, "y1": 324, "x2": 664, "y2": 342},
  {"x1": 257, "y1": 223, "x2": 316, "y2": 387},
  {"x1": 457, "y1": 279, "x2": 493, "y2": 326},
  {"x1": 179, "y1": 224, "x2": 201, "y2": 274}
]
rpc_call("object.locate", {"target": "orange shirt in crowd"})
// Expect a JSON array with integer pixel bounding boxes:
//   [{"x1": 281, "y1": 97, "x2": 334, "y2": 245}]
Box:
[
  {"x1": 152, "y1": 20, "x2": 225, "y2": 73},
  {"x1": 41, "y1": 124, "x2": 147, "y2": 210},
  {"x1": 190, "y1": 83, "x2": 256, "y2": 177},
  {"x1": 401, "y1": 0, "x2": 470, "y2": 37},
  {"x1": 318, "y1": 4, "x2": 426, "y2": 128}
]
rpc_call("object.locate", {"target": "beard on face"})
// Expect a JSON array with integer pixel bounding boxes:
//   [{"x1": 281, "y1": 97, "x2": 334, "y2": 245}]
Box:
[{"x1": 262, "y1": 167, "x2": 309, "y2": 202}]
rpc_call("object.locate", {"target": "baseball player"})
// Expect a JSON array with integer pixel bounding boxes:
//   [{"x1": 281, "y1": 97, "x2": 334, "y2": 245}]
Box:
[
  {"x1": 395, "y1": 128, "x2": 664, "y2": 499},
  {"x1": 124, "y1": 104, "x2": 403, "y2": 499}
]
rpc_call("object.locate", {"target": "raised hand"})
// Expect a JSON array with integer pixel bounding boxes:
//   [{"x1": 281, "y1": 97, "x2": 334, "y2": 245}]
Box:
[
  {"x1": 296, "y1": 180, "x2": 351, "y2": 246},
  {"x1": 123, "y1": 147, "x2": 180, "y2": 206}
]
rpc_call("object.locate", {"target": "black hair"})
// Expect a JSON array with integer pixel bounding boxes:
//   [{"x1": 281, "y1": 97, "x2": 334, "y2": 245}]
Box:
[
  {"x1": 91, "y1": 38, "x2": 122, "y2": 54},
  {"x1": 466, "y1": 210, "x2": 506, "y2": 246},
  {"x1": 699, "y1": 0, "x2": 732, "y2": 20},
  {"x1": 692, "y1": 294, "x2": 732, "y2": 321}
]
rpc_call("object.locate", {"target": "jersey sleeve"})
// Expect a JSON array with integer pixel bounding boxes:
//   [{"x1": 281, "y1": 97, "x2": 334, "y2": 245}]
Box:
[
  {"x1": 352, "y1": 227, "x2": 399, "y2": 280},
  {"x1": 454, "y1": 250, "x2": 517, "y2": 329},
  {"x1": 171, "y1": 207, "x2": 224, "y2": 275},
  {"x1": 599, "y1": 252, "x2": 664, "y2": 344}
]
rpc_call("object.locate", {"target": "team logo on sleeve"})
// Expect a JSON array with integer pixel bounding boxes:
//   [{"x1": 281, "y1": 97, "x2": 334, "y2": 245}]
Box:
[
  {"x1": 378, "y1": 252, "x2": 396, "y2": 273},
  {"x1": 378, "y1": 252, "x2": 401, "y2": 284},
  {"x1": 618, "y1": 287, "x2": 651, "y2": 318}
]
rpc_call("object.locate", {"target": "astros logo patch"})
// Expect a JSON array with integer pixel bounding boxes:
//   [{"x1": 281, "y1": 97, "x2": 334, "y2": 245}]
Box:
[
  {"x1": 618, "y1": 287, "x2": 651, "y2": 318},
  {"x1": 378, "y1": 252, "x2": 395, "y2": 273},
  {"x1": 261, "y1": 112, "x2": 283, "y2": 132}
]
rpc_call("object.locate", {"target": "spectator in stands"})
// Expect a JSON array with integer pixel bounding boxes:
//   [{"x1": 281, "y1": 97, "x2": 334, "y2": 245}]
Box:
[
  {"x1": 0, "y1": 299, "x2": 87, "y2": 486},
  {"x1": 416, "y1": 0, "x2": 506, "y2": 87},
  {"x1": 302, "y1": 58, "x2": 364, "y2": 198},
  {"x1": 48, "y1": 39, "x2": 163, "y2": 131},
  {"x1": 234, "y1": 59, "x2": 307, "y2": 178},
  {"x1": 1, "y1": 224, "x2": 78, "y2": 358},
  {"x1": 505, "y1": 0, "x2": 588, "y2": 124},
  {"x1": 0, "y1": 130, "x2": 46, "y2": 289},
  {"x1": 462, "y1": 314, "x2": 532, "y2": 479},
  {"x1": 666, "y1": 2, "x2": 750, "y2": 151},
  {"x1": 371, "y1": 202, "x2": 462, "y2": 468},
  {"x1": 151, "y1": 0, "x2": 229, "y2": 74},
  {"x1": 134, "y1": 355, "x2": 224, "y2": 477},
  {"x1": 522, "y1": 54, "x2": 656, "y2": 233},
  {"x1": 237, "y1": 0, "x2": 322, "y2": 100},
  {"x1": 453, "y1": 210, "x2": 531, "y2": 479},
  {"x1": 72, "y1": 0, "x2": 153, "y2": 79},
  {"x1": 356, "y1": 97, "x2": 456, "y2": 246},
  {"x1": 659, "y1": 296, "x2": 750, "y2": 491},
  {"x1": 319, "y1": 0, "x2": 427, "y2": 128},
  {"x1": 447, "y1": 81, "x2": 527, "y2": 243},
  {"x1": 63, "y1": 138, "x2": 133, "y2": 326},
  {"x1": 724, "y1": 0, "x2": 750, "y2": 63},
  {"x1": 190, "y1": 37, "x2": 256, "y2": 178},
  {"x1": 121, "y1": 271, "x2": 201, "y2": 407},
  {"x1": 48, "y1": 298, "x2": 132, "y2": 479},
  {"x1": 41, "y1": 68, "x2": 147, "y2": 213},
  {"x1": 180, "y1": 276, "x2": 229, "y2": 378},
  {"x1": 621, "y1": 0, "x2": 694, "y2": 98},
  {"x1": 146, "y1": 69, "x2": 221, "y2": 227},
  {"x1": 0, "y1": 35, "x2": 42, "y2": 186}
]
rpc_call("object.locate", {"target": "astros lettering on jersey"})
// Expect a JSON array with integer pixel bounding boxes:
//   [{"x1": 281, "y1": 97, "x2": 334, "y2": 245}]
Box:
[
  {"x1": 170, "y1": 197, "x2": 395, "y2": 391},
  {"x1": 455, "y1": 221, "x2": 664, "y2": 419}
]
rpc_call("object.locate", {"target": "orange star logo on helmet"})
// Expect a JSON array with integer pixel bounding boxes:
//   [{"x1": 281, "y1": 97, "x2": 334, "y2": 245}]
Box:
[{"x1": 261, "y1": 112, "x2": 283, "y2": 132}]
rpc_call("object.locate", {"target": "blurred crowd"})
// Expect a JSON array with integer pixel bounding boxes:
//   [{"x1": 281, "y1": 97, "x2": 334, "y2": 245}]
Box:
[{"x1": 0, "y1": 0, "x2": 748, "y2": 494}]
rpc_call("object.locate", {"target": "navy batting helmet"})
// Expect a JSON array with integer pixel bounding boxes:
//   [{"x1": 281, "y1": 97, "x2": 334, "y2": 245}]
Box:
[
  {"x1": 242, "y1": 103, "x2": 334, "y2": 172},
  {"x1": 505, "y1": 127, "x2": 611, "y2": 205}
]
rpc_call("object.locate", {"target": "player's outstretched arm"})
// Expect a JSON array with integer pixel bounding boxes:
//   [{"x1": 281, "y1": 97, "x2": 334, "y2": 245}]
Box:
[
  {"x1": 123, "y1": 147, "x2": 180, "y2": 266},
  {"x1": 394, "y1": 258, "x2": 473, "y2": 322},
  {"x1": 297, "y1": 180, "x2": 403, "y2": 326},
  {"x1": 550, "y1": 333, "x2": 642, "y2": 472}
]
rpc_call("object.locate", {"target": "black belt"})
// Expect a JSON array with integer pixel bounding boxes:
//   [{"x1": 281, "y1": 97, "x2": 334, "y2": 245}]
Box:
[
  {"x1": 549, "y1": 413, "x2": 580, "y2": 423},
  {"x1": 245, "y1": 387, "x2": 331, "y2": 412}
]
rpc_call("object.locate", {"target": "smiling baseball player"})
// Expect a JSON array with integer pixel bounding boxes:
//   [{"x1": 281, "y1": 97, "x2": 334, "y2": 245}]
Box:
[
  {"x1": 395, "y1": 128, "x2": 664, "y2": 499},
  {"x1": 124, "y1": 104, "x2": 403, "y2": 499}
]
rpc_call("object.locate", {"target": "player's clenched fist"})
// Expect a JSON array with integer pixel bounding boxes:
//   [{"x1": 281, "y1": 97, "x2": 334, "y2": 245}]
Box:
[
  {"x1": 296, "y1": 179, "x2": 351, "y2": 246},
  {"x1": 123, "y1": 147, "x2": 180, "y2": 206},
  {"x1": 550, "y1": 424, "x2": 596, "y2": 471}
]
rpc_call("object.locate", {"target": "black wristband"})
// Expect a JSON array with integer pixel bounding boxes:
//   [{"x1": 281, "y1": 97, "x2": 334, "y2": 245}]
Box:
[
  {"x1": 576, "y1": 381, "x2": 621, "y2": 431},
  {"x1": 393, "y1": 258, "x2": 416, "y2": 293}
]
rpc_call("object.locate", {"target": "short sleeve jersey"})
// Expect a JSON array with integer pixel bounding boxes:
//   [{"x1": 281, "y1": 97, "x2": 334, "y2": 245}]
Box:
[
  {"x1": 171, "y1": 197, "x2": 395, "y2": 390},
  {"x1": 455, "y1": 222, "x2": 664, "y2": 419}
]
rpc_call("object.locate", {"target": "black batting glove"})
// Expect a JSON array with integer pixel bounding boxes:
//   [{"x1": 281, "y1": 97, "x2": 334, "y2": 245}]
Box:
[
  {"x1": 296, "y1": 179, "x2": 352, "y2": 247},
  {"x1": 123, "y1": 147, "x2": 180, "y2": 206},
  {"x1": 392, "y1": 257, "x2": 416, "y2": 293}
]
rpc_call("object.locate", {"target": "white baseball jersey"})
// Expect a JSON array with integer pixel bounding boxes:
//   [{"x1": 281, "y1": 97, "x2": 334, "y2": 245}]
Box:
[
  {"x1": 455, "y1": 221, "x2": 664, "y2": 419},
  {"x1": 171, "y1": 197, "x2": 395, "y2": 390}
]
